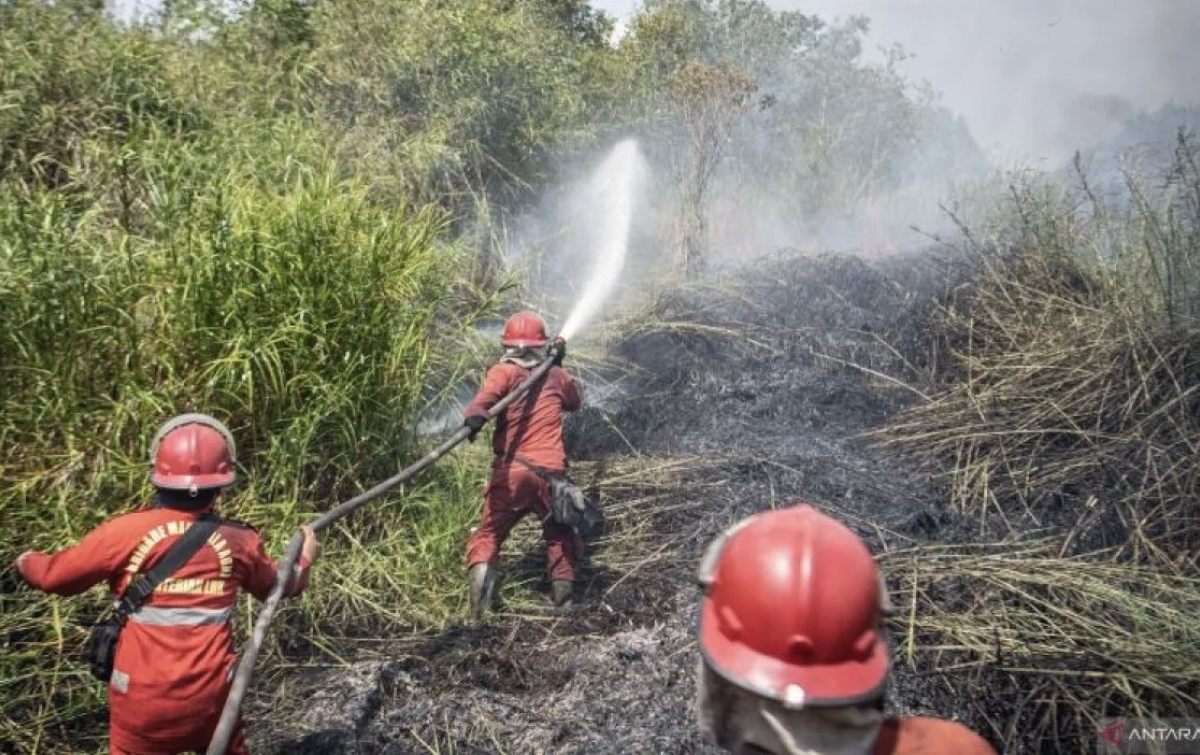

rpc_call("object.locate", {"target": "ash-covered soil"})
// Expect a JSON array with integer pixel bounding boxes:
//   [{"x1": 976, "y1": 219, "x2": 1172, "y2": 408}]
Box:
[{"x1": 258, "y1": 249, "x2": 995, "y2": 754}]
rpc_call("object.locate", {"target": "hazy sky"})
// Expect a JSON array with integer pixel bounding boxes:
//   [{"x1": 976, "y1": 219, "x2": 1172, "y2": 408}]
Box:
[{"x1": 596, "y1": 0, "x2": 1200, "y2": 165}]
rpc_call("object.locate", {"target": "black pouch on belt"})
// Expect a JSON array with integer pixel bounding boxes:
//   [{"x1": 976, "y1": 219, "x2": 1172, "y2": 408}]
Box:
[
  {"x1": 513, "y1": 456, "x2": 603, "y2": 536},
  {"x1": 86, "y1": 614, "x2": 125, "y2": 682}
]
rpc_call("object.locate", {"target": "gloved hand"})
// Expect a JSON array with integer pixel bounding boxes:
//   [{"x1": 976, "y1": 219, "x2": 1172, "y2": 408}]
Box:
[
  {"x1": 7, "y1": 551, "x2": 34, "y2": 590},
  {"x1": 550, "y1": 337, "x2": 566, "y2": 367},
  {"x1": 464, "y1": 415, "x2": 487, "y2": 441},
  {"x1": 300, "y1": 525, "x2": 321, "y2": 565},
  {"x1": 13, "y1": 551, "x2": 32, "y2": 579}
]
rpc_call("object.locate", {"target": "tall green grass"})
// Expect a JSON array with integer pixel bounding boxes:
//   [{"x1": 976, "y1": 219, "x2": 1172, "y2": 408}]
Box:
[
  {"x1": 0, "y1": 5, "x2": 510, "y2": 751},
  {"x1": 0, "y1": 153, "x2": 498, "y2": 752}
]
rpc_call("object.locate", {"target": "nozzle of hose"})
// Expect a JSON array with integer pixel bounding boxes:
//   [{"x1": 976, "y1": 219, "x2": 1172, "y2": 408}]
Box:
[{"x1": 549, "y1": 335, "x2": 566, "y2": 366}]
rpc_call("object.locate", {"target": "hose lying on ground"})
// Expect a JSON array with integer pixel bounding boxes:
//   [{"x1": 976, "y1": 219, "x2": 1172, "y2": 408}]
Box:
[{"x1": 206, "y1": 345, "x2": 562, "y2": 755}]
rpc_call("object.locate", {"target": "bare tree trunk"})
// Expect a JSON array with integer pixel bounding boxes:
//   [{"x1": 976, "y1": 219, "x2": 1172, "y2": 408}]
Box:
[
  {"x1": 676, "y1": 207, "x2": 706, "y2": 276},
  {"x1": 666, "y1": 60, "x2": 765, "y2": 279}
]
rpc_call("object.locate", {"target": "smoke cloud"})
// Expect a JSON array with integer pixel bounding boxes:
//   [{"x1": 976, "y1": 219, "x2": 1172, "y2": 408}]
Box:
[{"x1": 598, "y1": 0, "x2": 1200, "y2": 166}]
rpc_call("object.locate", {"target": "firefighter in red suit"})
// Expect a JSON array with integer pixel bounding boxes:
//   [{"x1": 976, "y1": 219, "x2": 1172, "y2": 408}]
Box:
[
  {"x1": 461, "y1": 311, "x2": 582, "y2": 618},
  {"x1": 12, "y1": 413, "x2": 320, "y2": 755},
  {"x1": 696, "y1": 503, "x2": 998, "y2": 755}
]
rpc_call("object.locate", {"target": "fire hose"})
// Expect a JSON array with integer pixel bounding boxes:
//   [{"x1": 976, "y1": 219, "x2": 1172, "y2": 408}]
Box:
[{"x1": 205, "y1": 343, "x2": 562, "y2": 755}]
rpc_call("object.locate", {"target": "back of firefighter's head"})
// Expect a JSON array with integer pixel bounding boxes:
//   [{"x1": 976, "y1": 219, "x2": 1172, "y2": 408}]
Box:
[
  {"x1": 149, "y1": 413, "x2": 237, "y2": 511},
  {"x1": 500, "y1": 311, "x2": 548, "y2": 352},
  {"x1": 696, "y1": 504, "x2": 890, "y2": 752}
]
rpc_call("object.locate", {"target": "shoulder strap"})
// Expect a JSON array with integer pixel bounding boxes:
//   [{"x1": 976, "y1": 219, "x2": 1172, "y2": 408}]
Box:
[
  {"x1": 496, "y1": 370, "x2": 550, "y2": 466},
  {"x1": 115, "y1": 512, "x2": 220, "y2": 617}
]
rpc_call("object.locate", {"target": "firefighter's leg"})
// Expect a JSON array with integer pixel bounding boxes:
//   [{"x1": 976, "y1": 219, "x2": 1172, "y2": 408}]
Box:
[
  {"x1": 465, "y1": 478, "x2": 524, "y2": 569},
  {"x1": 109, "y1": 725, "x2": 180, "y2": 754},
  {"x1": 465, "y1": 475, "x2": 523, "y2": 618},
  {"x1": 108, "y1": 739, "x2": 237, "y2": 755},
  {"x1": 523, "y1": 470, "x2": 581, "y2": 606},
  {"x1": 543, "y1": 519, "x2": 583, "y2": 607},
  {"x1": 109, "y1": 722, "x2": 251, "y2": 754},
  {"x1": 109, "y1": 685, "x2": 253, "y2": 755}
]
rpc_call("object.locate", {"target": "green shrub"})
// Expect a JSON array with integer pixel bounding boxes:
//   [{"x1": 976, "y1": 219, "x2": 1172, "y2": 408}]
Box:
[{"x1": 0, "y1": 5, "x2": 502, "y2": 750}]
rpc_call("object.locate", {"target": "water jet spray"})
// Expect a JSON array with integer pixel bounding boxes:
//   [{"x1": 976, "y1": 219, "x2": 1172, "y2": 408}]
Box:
[{"x1": 558, "y1": 138, "x2": 646, "y2": 342}]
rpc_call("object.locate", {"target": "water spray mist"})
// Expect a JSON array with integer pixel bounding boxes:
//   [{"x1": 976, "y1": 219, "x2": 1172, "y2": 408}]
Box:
[{"x1": 558, "y1": 139, "x2": 646, "y2": 341}]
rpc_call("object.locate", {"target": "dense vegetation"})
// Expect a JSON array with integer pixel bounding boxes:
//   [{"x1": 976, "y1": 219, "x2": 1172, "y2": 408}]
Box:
[
  {"x1": 0, "y1": 0, "x2": 971, "y2": 750},
  {"x1": 3, "y1": 0, "x2": 1195, "y2": 751}
]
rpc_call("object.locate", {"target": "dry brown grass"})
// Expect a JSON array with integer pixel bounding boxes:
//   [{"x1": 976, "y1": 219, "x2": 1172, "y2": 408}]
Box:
[{"x1": 873, "y1": 132, "x2": 1200, "y2": 750}]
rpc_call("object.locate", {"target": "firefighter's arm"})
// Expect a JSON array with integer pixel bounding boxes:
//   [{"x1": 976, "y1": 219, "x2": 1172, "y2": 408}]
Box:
[
  {"x1": 463, "y1": 364, "x2": 516, "y2": 420},
  {"x1": 14, "y1": 520, "x2": 128, "y2": 596},
  {"x1": 243, "y1": 526, "x2": 318, "y2": 602},
  {"x1": 559, "y1": 368, "x2": 583, "y2": 412}
]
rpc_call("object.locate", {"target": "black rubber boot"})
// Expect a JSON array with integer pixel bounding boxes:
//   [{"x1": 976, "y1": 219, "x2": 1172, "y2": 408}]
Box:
[
  {"x1": 469, "y1": 563, "x2": 495, "y2": 621},
  {"x1": 551, "y1": 579, "x2": 574, "y2": 608}
]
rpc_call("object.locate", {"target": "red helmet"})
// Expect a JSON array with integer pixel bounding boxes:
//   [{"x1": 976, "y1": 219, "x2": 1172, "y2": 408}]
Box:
[
  {"x1": 500, "y1": 311, "x2": 548, "y2": 348},
  {"x1": 149, "y1": 413, "x2": 237, "y2": 491},
  {"x1": 697, "y1": 504, "x2": 889, "y2": 709}
]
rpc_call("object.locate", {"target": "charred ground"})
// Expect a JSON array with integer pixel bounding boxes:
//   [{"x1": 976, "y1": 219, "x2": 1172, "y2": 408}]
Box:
[{"x1": 257, "y1": 248, "x2": 1007, "y2": 754}]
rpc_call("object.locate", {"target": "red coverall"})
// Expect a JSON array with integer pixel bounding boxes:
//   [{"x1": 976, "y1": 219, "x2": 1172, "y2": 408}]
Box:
[
  {"x1": 873, "y1": 716, "x2": 998, "y2": 754},
  {"x1": 463, "y1": 360, "x2": 582, "y2": 581},
  {"x1": 18, "y1": 506, "x2": 312, "y2": 755}
]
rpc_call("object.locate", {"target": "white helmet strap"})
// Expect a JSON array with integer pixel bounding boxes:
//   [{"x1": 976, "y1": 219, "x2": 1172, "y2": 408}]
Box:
[{"x1": 696, "y1": 514, "x2": 759, "y2": 588}]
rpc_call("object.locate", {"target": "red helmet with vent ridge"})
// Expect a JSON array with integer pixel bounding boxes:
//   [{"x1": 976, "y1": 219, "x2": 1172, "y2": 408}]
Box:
[
  {"x1": 500, "y1": 311, "x2": 548, "y2": 348},
  {"x1": 696, "y1": 504, "x2": 889, "y2": 709},
  {"x1": 149, "y1": 413, "x2": 237, "y2": 492}
]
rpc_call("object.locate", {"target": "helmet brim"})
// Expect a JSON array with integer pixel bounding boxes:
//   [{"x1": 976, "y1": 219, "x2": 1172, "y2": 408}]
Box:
[
  {"x1": 697, "y1": 602, "x2": 890, "y2": 709},
  {"x1": 500, "y1": 338, "x2": 548, "y2": 348},
  {"x1": 152, "y1": 471, "x2": 236, "y2": 490}
]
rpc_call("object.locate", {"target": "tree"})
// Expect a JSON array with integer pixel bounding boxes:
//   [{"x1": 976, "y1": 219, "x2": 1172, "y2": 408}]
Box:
[
  {"x1": 614, "y1": 0, "x2": 974, "y2": 251},
  {"x1": 667, "y1": 59, "x2": 766, "y2": 274}
]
